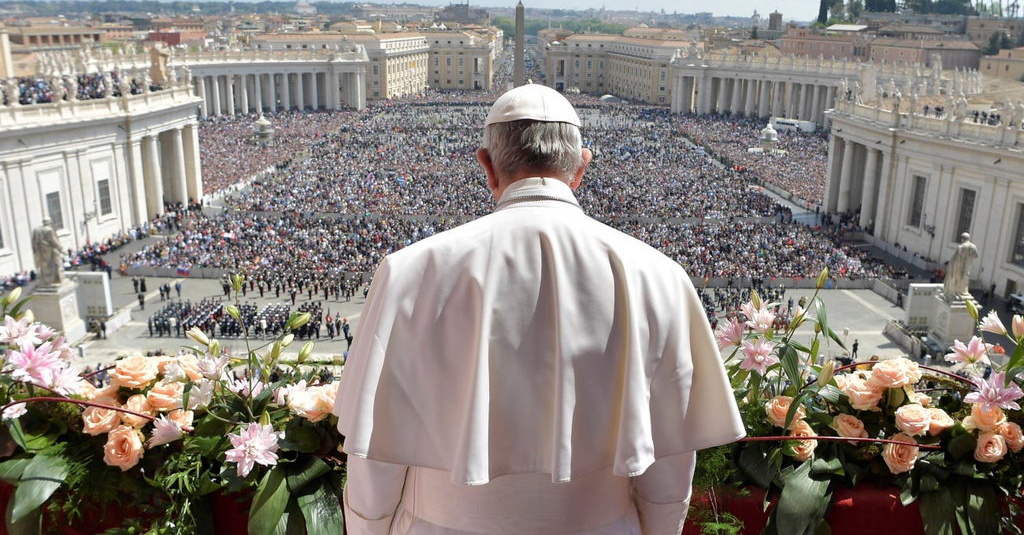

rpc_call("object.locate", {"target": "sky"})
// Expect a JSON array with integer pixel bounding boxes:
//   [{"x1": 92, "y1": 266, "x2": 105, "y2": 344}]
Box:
[{"x1": 433, "y1": 0, "x2": 820, "y2": 22}]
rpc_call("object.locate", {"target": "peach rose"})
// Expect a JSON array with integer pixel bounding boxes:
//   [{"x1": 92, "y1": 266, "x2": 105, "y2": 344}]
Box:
[
  {"x1": 89, "y1": 383, "x2": 121, "y2": 405},
  {"x1": 81, "y1": 406, "x2": 120, "y2": 436},
  {"x1": 765, "y1": 396, "x2": 805, "y2": 429},
  {"x1": 974, "y1": 432, "x2": 1008, "y2": 463},
  {"x1": 927, "y1": 408, "x2": 955, "y2": 436},
  {"x1": 788, "y1": 420, "x2": 818, "y2": 461},
  {"x1": 911, "y1": 392, "x2": 933, "y2": 407},
  {"x1": 167, "y1": 409, "x2": 194, "y2": 429},
  {"x1": 288, "y1": 384, "x2": 337, "y2": 423},
  {"x1": 109, "y1": 355, "x2": 158, "y2": 389},
  {"x1": 867, "y1": 358, "x2": 921, "y2": 389},
  {"x1": 121, "y1": 394, "x2": 154, "y2": 428},
  {"x1": 965, "y1": 404, "x2": 1006, "y2": 432},
  {"x1": 146, "y1": 381, "x2": 185, "y2": 412},
  {"x1": 882, "y1": 433, "x2": 919, "y2": 475},
  {"x1": 103, "y1": 425, "x2": 144, "y2": 471},
  {"x1": 894, "y1": 404, "x2": 932, "y2": 437},
  {"x1": 831, "y1": 413, "x2": 868, "y2": 443},
  {"x1": 838, "y1": 376, "x2": 884, "y2": 411},
  {"x1": 175, "y1": 354, "x2": 204, "y2": 381},
  {"x1": 998, "y1": 422, "x2": 1024, "y2": 453},
  {"x1": 152, "y1": 355, "x2": 176, "y2": 374}
]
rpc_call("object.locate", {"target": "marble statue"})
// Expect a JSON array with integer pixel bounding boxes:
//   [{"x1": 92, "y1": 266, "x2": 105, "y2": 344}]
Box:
[
  {"x1": 31, "y1": 219, "x2": 64, "y2": 286},
  {"x1": 943, "y1": 233, "x2": 978, "y2": 298}
]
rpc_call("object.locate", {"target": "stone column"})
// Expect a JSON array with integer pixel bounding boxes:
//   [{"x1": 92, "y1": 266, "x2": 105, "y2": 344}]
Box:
[
  {"x1": 859, "y1": 148, "x2": 881, "y2": 229},
  {"x1": 874, "y1": 151, "x2": 893, "y2": 241},
  {"x1": 196, "y1": 76, "x2": 208, "y2": 119},
  {"x1": 744, "y1": 79, "x2": 756, "y2": 116},
  {"x1": 811, "y1": 84, "x2": 822, "y2": 124},
  {"x1": 239, "y1": 74, "x2": 249, "y2": 115},
  {"x1": 281, "y1": 73, "x2": 291, "y2": 111},
  {"x1": 730, "y1": 77, "x2": 742, "y2": 114},
  {"x1": 773, "y1": 82, "x2": 785, "y2": 117},
  {"x1": 758, "y1": 80, "x2": 770, "y2": 118},
  {"x1": 270, "y1": 74, "x2": 280, "y2": 112},
  {"x1": 296, "y1": 72, "x2": 306, "y2": 110},
  {"x1": 169, "y1": 128, "x2": 188, "y2": 204},
  {"x1": 837, "y1": 138, "x2": 856, "y2": 213},
  {"x1": 127, "y1": 139, "x2": 147, "y2": 225},
  {"x1": 210, "y1": 75, "x2": 222, "y2": 116},
  {"x1": 142, "y1": 135, "x2": 164, "y2": 218},
  {"x1": 250, "y1": 72, "x2": 260, "y2": 113},
  {"x1": 183, "y1": 123, "x2": 203, "y2": 204},
  {"x1": 310, "y1": 72, "x2": 320, "y2": 110}
]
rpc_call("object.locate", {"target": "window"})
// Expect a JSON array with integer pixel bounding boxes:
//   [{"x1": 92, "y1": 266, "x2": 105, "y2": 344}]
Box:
[
  {"x1": 372, "y1": 65, "x2": 379, "y2": 76},
  {"x1": 908, "y1": 175, "x2": 926, "y2": 228},
  {"x1": 1012, "y1": 203, "x2": 1024, "y2": 267},
  {"x1": 955, "y1": 189, "x2": 976, "y2": 240},
  {"x1": 98, "y1": 179, "x2": 112, "y2": 216},
  {"x1": 46, "y1": 192, "x2": 63, "y2": 230},
  {"x1": 446, "y1": 57, "x2": 452, "y2": 66}
]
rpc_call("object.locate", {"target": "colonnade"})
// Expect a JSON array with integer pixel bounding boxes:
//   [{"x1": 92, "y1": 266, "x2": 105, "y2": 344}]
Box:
[
  {"x1": 132, "y1": 123, "x2": 203, "y2": 219},
  {"x1": 823, "y1": 136, "x2": 892, "y2": 234},
  {"x1": 673, "y1": 73, "x2": 839, "y2": 125},
  {"x1": 193, "y1": 68, "x2": 365, "y2": 118}
]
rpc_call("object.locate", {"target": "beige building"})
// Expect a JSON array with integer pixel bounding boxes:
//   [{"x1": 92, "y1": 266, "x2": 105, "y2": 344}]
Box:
[
  {"x1": 7, "y1": 25, "x2": 107, "y2": 48},
  {"x1": 544, "y1": 33, "x2": 679, "y2": 104},
  {"x1": 251, "y1": 32, "x2": 429, "y2": 99},
  {"x1": 424, "y1": 27, "x2": 499, "y2": 91},
  {"x1": 966, "y1": 17, "x2": 1024, "y2": 48},
  {"x1": 980, "y1": 46, "x2": 1024, "y2": 81},
  {"x1": 869, "y1": 38, "x2": 980, "y2": 69},
  {"x1": 778, "y1": 27, "x2": 868, "y2": 61}
]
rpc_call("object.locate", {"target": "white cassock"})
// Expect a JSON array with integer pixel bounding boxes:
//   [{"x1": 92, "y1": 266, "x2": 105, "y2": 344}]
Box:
[{"x1": 335, "y1": 177, "x2": 745, "y2": 535}]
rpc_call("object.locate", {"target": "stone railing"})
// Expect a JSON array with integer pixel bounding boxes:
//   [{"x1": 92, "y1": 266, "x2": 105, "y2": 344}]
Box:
[
  {"x1": 0, "y1": 84, "x2": 199, "y2": 130},
  {"x1": 173, "y1": 46, "x2": 369, "y2": 65},
  {"x1": 832, "y1": 97, "x2": 1024, "y2": 149}
]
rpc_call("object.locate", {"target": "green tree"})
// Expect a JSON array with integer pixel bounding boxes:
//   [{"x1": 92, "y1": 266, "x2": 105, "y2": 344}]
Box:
[
  {"x1": 751, "y1": 26, "x2": 759, "y2": 39},
  {"x1": 983, "y1": 32, "x2": 1002, "y2": 54}
]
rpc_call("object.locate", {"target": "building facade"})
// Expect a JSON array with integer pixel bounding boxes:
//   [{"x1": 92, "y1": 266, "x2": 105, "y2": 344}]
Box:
[
  {"x1": 980, "y1": 46, "x2": 1024, "y2": 81},
  {"x1": 824, "y1": 98, "x2": 1024, "y2": 297},
  {"x1": 0, "y1": 79, "x2": 202, "y2": 278},
  {"x1": 544, "y1": 34, "x2": 680, "y2": 104}
]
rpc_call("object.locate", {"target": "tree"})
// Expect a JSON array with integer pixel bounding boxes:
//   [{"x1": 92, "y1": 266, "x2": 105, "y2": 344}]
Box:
[
  {"x1": 818, "y1": 0, "x2": 831, "y2": 24},
  {"x1": 751, "y1": 26, "x2": 759, "y2": 39},
  {"x1": 983, "y1": 32, "x2": 1002, "y2": 55}
]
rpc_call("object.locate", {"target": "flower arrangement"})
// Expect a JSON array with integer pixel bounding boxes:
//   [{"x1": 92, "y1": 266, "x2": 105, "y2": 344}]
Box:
[
  {"x1": 695, "y1": 270, "x2": 1024, "y2": 535},
  {"x1": 0, "y1": 277, "x2": 345, "y2": 534}
]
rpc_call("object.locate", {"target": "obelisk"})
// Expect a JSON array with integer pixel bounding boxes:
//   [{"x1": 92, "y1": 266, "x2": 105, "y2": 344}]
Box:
[{"x1": 513, "y1": 1, "x2": 525, "y2": 87}]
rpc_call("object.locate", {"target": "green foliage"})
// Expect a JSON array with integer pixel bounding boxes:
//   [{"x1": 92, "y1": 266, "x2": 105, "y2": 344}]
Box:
[{"x1": 491, "y1": 17, "x2": 629, "y2": 38}]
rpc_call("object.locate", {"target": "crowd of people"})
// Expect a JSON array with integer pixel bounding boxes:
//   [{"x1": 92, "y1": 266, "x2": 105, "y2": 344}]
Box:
[
  {"x1": 4, "y1": 70, "x2": 163, "y2": 106},
  {"x1": 113, "y1": 98, "x2": 906, "y2": 324}
]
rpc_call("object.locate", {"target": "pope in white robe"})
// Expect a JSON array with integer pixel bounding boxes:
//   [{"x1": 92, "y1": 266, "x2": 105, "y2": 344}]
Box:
[{"x1": 334, "y1": 84, "x2": 745, "y2": 535}]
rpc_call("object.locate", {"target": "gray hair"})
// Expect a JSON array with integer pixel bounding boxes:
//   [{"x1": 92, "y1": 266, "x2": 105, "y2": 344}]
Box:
[{"x1": 481, "y1": 120, "x2": 583, "y2": 180}]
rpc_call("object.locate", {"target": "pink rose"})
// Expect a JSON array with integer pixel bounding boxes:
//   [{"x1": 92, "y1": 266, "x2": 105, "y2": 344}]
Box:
[
  {"x1": 121, "y1": 394, "x2": 154, "y2": 428},
  {"x1": 911, "y1": 392, "x2": 933, "y2": 407},
  {"x1": 998, "y1": 422, "x2": 1024, "y2": 453},
  {"x1": 867, "y1": 358, "x2": 921, "y2": 389},
  {"x1": 146, "y1": 381, "x2": 185, "y2": 412},
  {"x1": 838, "y1": 376, "x2": 884, "y2": 411},
  {"x1": 831, "y1": 413, "x2": 868, "y2": 443},
  {"x1": 974, "y1": 432, "x2": 1008, "y2": 463},
  {"x1": 894, "y1": 404, "x2": 932, "y2": 437},
  {"x1": 89, "y1": 383, "x2": 121, "y2": 405},
  {"x1": 789, "y1": 420, "x2": 818, "y2": 461},
  {"x1": 81, "y1": 406, "x2": 120, "y2": 436},
  {"x1": 109, "y1": 355, "x2": 158, "y2": 389},
  {"x1": 965, "y1": 404, "x2": 1006, "y2": 432},
  {"x1": 927, "y1": 408, "x2": 955, "y2": 436},
  {"x1": 882, "y1": 433, "x2": 919, "y2": 474},
  {"x1": 765, "y1": 396, "x2": 805, "y2": 429},
  {"x1": 103, "y1": 425, "x2": 144, "y2": 471}
]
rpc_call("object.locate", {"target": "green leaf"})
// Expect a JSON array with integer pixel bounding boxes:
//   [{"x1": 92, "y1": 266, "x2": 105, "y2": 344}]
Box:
[
  {"x1": 272, "y1": 500, "x2": 306, "y2": 535},
  {"x1": 0, "y1": 458, "x2": 30, "y2": 485},
  {"x1": 296, "y1": 480, "x2": 344, "y2": 535},
  {"x1": 7, "y1": 420, "x2": 55, "y2": 452},
  {"x1": 964, "y1": 480, "x2": 1000, "y2": 535},
  {"x1": 918, "y1": 488, "x2": 958, "y2": 535},
  {"x1": 738, "y1": 443, "x2": 778, "y2": 489},
  {"x1": 771, "y1": 461, "x2": 833, "y2": 535},
  {"x1": 780, "y1": 343, "x2": 802, "y2": 392},
  {"x1": 249, "y1": 466, "x2": 290, "y2": 535},
  {"x1": 11, "y1": 454, "x2": 68, "y2": 523},
  {"x1": 281, "y1": 423, "x2": 321, "y2": 455},
  {"x1": 4, "y1": 496, "x2": 40, "y2": 535},
  {"x1": 285, "y1": 457, "x2": 331, "y2": 494},
  {"x1": 817, "y1": 385, "x2": 843, "y2": 404},
  {"x1": 1005, "y1": 341, "x2": 1024, "y2": 375}
]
